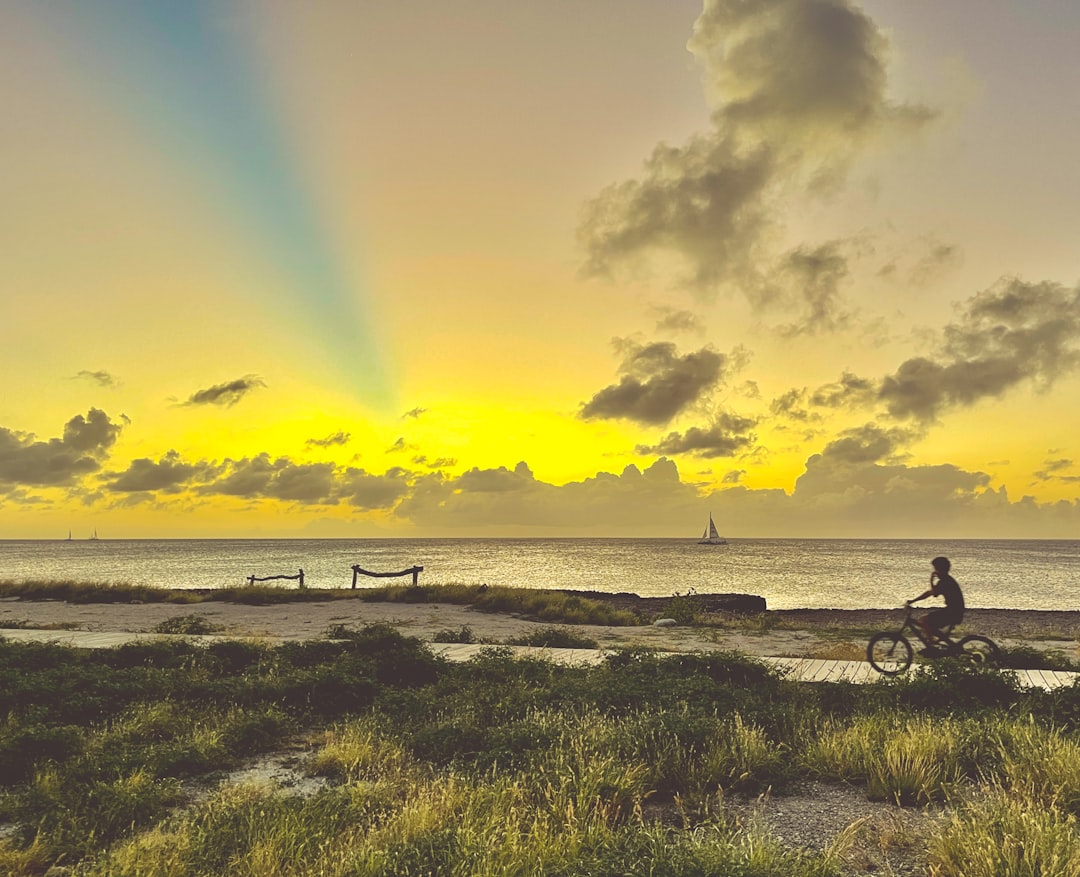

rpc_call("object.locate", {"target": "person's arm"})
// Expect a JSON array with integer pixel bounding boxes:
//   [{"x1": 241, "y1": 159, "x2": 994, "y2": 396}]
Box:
[{"x1": 910, "y1": 572, "x2": 939, "y2": 603}]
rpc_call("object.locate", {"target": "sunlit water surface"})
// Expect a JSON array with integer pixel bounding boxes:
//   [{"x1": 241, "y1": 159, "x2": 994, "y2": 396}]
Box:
[{"x1": 2, "y1": 538, "x2": 1078, "y2": 611}]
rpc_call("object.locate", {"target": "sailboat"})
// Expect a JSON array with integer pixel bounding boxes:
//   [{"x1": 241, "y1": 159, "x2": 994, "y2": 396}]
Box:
[
  {"x1": 89, "y1": 529, "x2": 99, "y2": 541},
  {"x1": 698, "y1": 513, "x2": 727, "y2": 545}
]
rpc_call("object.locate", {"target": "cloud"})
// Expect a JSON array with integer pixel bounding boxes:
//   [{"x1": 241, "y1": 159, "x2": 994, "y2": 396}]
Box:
[
  {"x1": 182, "y1": 375, "x2": 266, "y2": 408},
  {"x1": 653, "y1": 306, "x2": 705, "y2": 335},
  {"x1": 98, "y1": 451, "x2": 413, "y2": 509},
  {"x1": 581, "y1": 341, "x2": 727, "y2": 425},
  {"x1": 73, "y1": 370, "x2": 117, "y2": 387},
  {"x1": 396, "y1": 457, "x2": 703, "y2": 532},
  {"x1": 412, "y1": 455, "x2": 457, "y2": 469},
  {"x1": 306, "y1": 431, "x2": 350, "y2": 448},
  {"x1": 199, "y1": 454, "x2": 337, "y2": 504},
  {"x1": 771, "y1": 241, "x2": 853, "y2": 336},
  {"x1": 402, "y1": 407, "x2": 428, "y2": 419},
  {"x1": 102, "y1": 450, "x2": 206, "y2": 493},
  {"x1": 578, "y1": 0, "x2": 934, "y2": 305},
  {"x1": 809, "y1": 371, "x2": 877, "y2": 409},
  {"x1": 338, "y1": 467, "x2": 411, "y2": 509},
  {"x1": 0, "y1": 409, "x2": 123, "y2": 488},
  {"x1": 1033, "y1": 458, "x2": 1080, "y2": 484},
  {"x1": 879, "y1": 278, "x2": 1080, "y2": 421},
  {"x1": 636, "y1": 412, "x2": 758, "y2": 458},
  {"x1": 770, "y1": 388, "x2": 816, "y2": 423}
]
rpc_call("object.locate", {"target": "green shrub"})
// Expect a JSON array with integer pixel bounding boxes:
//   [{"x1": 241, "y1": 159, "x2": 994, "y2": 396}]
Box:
[
  {"x1": 433, "y1": 625, "x2": 476, "y2": 643},
  {"x1": 151, "y1": 613, "x2": 223, "y2": 635},
  {"x1": 507, "y1": 626, "x2": 599, "y2": 649}
]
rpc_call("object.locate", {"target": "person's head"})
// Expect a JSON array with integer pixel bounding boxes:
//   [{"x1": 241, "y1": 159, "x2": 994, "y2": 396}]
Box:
[{"x1": 931, "y1": 556, "x2": 951, "y2": 575}]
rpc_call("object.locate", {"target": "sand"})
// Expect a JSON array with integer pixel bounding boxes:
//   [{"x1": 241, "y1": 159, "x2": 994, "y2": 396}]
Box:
[{"x1": 2, "y1": 596, "x2": 1078, "y2": 660}]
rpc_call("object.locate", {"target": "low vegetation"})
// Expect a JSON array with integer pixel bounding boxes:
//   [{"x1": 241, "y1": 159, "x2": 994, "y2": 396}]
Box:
[
  {"x1": 2, "y1": 627, "x2": 1080, "y2": 875},
  {"x1": 0, "y1": 579, "x2": 638, "y2": 626}
]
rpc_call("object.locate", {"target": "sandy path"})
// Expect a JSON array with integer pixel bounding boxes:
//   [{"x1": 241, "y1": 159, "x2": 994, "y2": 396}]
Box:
[{"x1": 3, "y1": 598, "x2": 1078, "y2": 660}]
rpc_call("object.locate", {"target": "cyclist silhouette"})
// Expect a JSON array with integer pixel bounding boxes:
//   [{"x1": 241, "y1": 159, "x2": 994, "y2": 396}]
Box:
[{"x1": 908, "y1": 556, "x2": 965, "y2": 652}]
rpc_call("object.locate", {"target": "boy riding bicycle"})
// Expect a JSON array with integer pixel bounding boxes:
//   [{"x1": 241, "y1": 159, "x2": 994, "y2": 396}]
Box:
[{"x1": 907, "y1": 556, "x2": 965, "y2": 654}]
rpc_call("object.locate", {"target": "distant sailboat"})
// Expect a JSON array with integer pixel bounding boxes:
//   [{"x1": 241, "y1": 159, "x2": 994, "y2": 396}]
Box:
[
  {"x1": 66, "y1": 530, "x2": 72, "y2": 541},
  {"x1": 89, "y1": 529, "x2": 99, "y2": 541},
  {"x1": 698, "y1": 513, "x2": 727, "y2": 545}
]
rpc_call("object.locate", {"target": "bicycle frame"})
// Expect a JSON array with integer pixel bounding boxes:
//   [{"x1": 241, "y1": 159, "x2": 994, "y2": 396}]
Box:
[{"x1": 867, "y1": 604, "x2": 1000, "y2": 676}]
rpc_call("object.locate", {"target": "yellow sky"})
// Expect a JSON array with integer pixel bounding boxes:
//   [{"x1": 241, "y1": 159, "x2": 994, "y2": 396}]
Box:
[{"x1": 3, "y1": 0, "x2": 1080, "y2": 538}]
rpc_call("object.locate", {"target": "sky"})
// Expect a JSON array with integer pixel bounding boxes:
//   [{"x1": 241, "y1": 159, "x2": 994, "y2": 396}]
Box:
[{"x1": 3, "y1": 0, "x2": 1080, "y2": 539}]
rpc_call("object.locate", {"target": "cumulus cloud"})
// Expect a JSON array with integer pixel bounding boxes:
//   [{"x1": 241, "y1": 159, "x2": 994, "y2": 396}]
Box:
[
  {"x1": 182, "y1": 375, "x2": 266, "y2": 408},
  {"x1": 0, "y1": 409, "x2": 123, "y2": 488},
  {"x1": 306, "y1": 431, "x2": 350, "y2": 448},
  {"x1": 338, "y1": 467, "x2": 410, "y2": 509},
  {"x1": 73, "y1": 370, "x2": 117, "y2": 387},
  {"x1": 200, "y1": 454, "x2": 337, "y2": 503},
  {"x1": 94, "y1": 452, "x2": 412, "y2": 509},
  {"x1": 578, "y1": 0, "x2": 934, "y2": 311},
  {"x1": 396, "y1": 457, "x2": 702, "y2": 533},
  {"x1": 636, "y1": 412, "x2": 758, "y2": 458},
  {"x1": 581, "y1": 341, "x2": 727, "y2": 425},
  {"x1": 102, "y1": 450, "x2": 206, "y2": 493},
  {"x1": 879, "y1": 278, "x2": 1080, "y2": 421}
]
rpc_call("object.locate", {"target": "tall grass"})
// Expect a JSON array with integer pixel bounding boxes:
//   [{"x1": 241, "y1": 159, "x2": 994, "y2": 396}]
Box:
[
  {"x1": 0, "y1": 578, "x2": 640, "y2": 625},
  {"x1": 928, "y1": 791, "x2": 1080, "y2": 876}
]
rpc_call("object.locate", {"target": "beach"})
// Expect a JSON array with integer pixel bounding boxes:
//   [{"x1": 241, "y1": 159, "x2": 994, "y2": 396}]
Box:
[{"x1": 3, "y1": 596, "x2": 1079, "y2": 660}]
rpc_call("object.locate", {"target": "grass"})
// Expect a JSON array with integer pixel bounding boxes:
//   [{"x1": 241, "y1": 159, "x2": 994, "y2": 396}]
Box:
[
  {"x1": 0, "y1": 579, "x2": 639, "y2": 626},
  {"x1": 6, "y1": 628, "x2": 1080, "y2": 873}
]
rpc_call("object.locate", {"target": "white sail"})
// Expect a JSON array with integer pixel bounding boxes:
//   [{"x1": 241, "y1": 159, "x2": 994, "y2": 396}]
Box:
[{"x1": 698, "y1": 514, "x2": 727, "y2": 545}]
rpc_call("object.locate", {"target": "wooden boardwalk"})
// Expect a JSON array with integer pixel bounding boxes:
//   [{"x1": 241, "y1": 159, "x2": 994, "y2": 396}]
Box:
[{"x1": 3, "y1": 630, "x2": 1076, "y2": 691}]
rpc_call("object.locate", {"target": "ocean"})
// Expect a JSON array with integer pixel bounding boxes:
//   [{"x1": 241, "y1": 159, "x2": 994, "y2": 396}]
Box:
[{"x1": 1, "y1": 538, "x2": 1078, "y2": 611}]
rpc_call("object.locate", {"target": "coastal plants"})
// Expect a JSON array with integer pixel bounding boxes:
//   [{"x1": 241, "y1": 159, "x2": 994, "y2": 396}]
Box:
[
  {"x1": 152, "y1": 613, "x2": 224, "y2": 635},
  {"x1": 432, "y1": 625, "x2": 476, "y2": 643},
  {"x1": 506, "y1": 625, "x2": 599, "y2": 649},
  {"x1": 927, "y1": 790, "x2": 1080, "y2": 876}
]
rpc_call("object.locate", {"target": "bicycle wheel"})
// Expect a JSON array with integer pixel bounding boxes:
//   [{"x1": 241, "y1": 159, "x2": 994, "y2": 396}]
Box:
[
  {"x1": 959, "y1": 635, "x2": 1001, "y2": 666},
  {"x1": 867, "y1": 633, "x2": 913, "y2": 675}
]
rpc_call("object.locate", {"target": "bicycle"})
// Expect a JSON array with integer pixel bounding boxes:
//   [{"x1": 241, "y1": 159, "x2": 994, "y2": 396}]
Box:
[{"x1": 866, "y1": 602, "x2": 1001, "y2": 676}]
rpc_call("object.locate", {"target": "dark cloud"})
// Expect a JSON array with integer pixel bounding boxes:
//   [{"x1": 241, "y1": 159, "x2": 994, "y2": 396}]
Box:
[
  {"x1": 403, "y1": 407, "x2": 428, "y2": 419},
  {"x1": 722, "y1": 469, "x2": 746, "y2": 484},
  {"x1": 201, "y1": 454, "x2": 337, "y2": 504},
  {"x1": 811, "y1": 423, "x2": 915, "y2": 466},
  {"x1": 770, "y1": 388, "x2": 814, "y2": 422},
  {"x1": 1033, "y1": 458, "x2": 1080, "y2": 484},
  {"x1": 102, "y1": 450, "x2": 205, "y2": 493},
  {"x1": 581, "y1": 341, "x2": 727, "y2": 425},
  {"x1": 73, "y1": 370, "x2": 116, "y2": 387},
  {"x1": 396, "y1": 458, "x2": 701, "y2": 533},
  {"x1": 412, "y1": 455, "x2": 458, "y2": 469},
  {"x1": 306, "y1": 432, "x2": 350, "y2": 448},
  {"x1": 579, "y1": 0, "x2": 934, "y2": 305},
  {"x1": 809, "y1": 371, "x2": 876, "y2": 409},
  {"x1": 771, "y1": 242, "x2": 853, "y2": 336},
  {"x1": 386, "y1": 437, "x2": 409, "y2": 453},
  {"x1": 636, "y1": 412, "x2": 758, "y2": 458},
  {"x1": 879, "y1": 278, "x2": 1080, "y2": 421},
  {"x1": 0, "y1": 409, "x2": 122, "y2": 487},
  {"x1": 653, "y1": 306, "x2": 705, "y2": 335},
  {"x1": 339, "y1": 468, "x2": 410, "y2": 509},
  {"x1": 182, "y1": 375, "x2": 266, "y2": 408}
]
